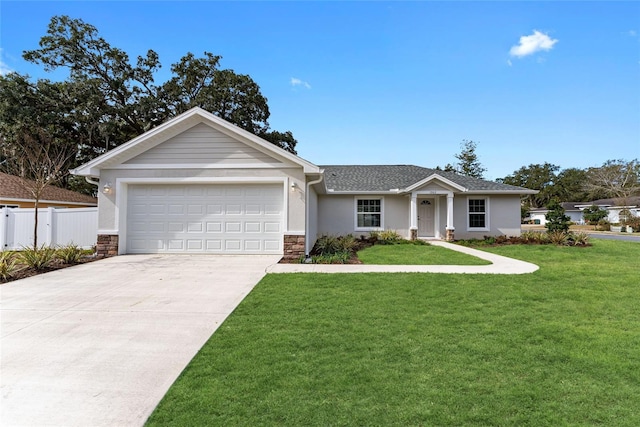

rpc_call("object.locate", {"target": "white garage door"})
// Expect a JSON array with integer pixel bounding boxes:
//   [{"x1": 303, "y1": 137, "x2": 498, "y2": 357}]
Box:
[{"x1": 126, "y1": 184, "x2": 283, "y2": 254}]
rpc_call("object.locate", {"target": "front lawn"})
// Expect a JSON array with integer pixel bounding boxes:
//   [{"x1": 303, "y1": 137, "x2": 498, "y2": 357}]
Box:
[
  {"x1": 357, "y1": 243, "x2": 491, "y2": 265},
  {"x1": 147, "y1": 239, "x2": 640, "y2": 426}
]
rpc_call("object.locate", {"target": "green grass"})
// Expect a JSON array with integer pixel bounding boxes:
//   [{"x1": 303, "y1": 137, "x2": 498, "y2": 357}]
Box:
[
  {"x1": 357, "y1": 243, "x2": 491, "y2": 265},
  {"x1": 146, "y1": 239, "x2": 640, "y2": 426}
]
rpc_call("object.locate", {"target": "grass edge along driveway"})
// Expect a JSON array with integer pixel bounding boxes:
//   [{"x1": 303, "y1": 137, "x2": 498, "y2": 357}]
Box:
[{"x1": 147, "y1": 239, "x2": 640, "y2": 426}]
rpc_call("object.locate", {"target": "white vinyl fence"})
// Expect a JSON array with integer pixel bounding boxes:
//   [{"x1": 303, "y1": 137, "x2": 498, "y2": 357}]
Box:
[{"x1": 0, "y1": 207, "x2": 98, "y2": 250}]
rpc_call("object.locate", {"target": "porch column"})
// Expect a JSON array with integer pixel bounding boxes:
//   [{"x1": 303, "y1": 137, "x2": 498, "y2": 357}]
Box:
[
  {"x1": 409, "y1": 193, "x2": 418, "y2": 240},
  {"x1": 446, "y1": 193, "x2": 455, "y2": 241}
]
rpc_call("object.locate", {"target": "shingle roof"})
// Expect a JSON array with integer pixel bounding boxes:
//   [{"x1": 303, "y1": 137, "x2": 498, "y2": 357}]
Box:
[
  {"x1": 0, "y1": 172, "x2": 97, "y2": 205},
  {"x1": 320, "y1": 165, "x2": 534, "y2": 193}
]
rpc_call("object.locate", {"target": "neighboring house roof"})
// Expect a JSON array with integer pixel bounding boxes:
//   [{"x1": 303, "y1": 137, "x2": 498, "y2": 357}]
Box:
[
  {"x1": 530, "y1": 202, "x2": 583, "y2": 213},
  {"x1": 575, "y1": 196, "x2": 640, "y2": 208},
  {"x1": 321, "y1": 165, "x2": 537, "y2": 194},
  {"x1": 0, "y1": 172, "x2": 97, "y2": 205},
  {"x1": 71, "y1": 107, "x2": 321, "y2": 177}
]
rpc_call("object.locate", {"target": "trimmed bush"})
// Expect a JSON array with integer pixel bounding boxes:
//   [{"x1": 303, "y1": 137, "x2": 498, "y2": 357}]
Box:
[
  {"x1": 0, "y1": 252, "x2": 21, "y2": 281},
  {"x1": 56, "y1": 243, "x2": 84, "y2": 264},
  {"x1": 19, "y1": 245, "x2": 57, "y2": 271}
]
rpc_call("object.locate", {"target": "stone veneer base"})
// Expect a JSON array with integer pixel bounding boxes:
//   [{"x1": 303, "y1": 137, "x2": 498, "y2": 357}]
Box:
[
  {"x1": 283, "y1": 234, "x2": 305, "y2": 261},
  {"x1": 445, "y1": 229, "x2": 455, "y2": 242},
  {"x1": 97, "y1": 234, "x2": 119, "y2": 258}
]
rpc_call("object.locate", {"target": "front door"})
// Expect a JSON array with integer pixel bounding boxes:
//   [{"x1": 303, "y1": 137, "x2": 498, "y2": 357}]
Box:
[{"x1": 418, "y1": 199, "x2": 435, "y2": 237}]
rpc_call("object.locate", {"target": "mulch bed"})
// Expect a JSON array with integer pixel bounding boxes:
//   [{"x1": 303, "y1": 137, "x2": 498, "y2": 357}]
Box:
[{"x1": 1, "y1": 256, "x2": 100, "y2": 284}]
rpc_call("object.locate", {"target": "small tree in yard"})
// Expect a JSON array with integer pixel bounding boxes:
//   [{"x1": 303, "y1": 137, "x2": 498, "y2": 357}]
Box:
[
  {"x1": 545, "y1": 200, "x2": 571, "y2": 233},
  {"x1": 583, "y1": 205, "x2": 608, "y2": 228},
  {"x1": 3, "y1": 128, "x2": 73, "y2": 248}
]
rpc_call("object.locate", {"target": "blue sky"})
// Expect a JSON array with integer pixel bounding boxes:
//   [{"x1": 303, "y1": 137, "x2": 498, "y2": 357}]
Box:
[{"x1": 2, "y1": 1, "x2": 639, "y2": 180}]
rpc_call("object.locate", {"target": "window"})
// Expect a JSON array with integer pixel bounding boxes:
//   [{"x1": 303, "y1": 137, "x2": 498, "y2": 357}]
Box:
[
  {"x1": 0, "y1": 204, "x2": 19, "y2": 209},
  {"x1": 356, "y1": 198, "x2": 382, "y2": 230},
  {"x1": 468, "y1": 198, "x2": 488, "y2": 230}
]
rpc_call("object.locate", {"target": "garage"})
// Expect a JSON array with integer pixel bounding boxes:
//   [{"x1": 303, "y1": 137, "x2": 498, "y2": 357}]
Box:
[{"x1": 126, "y1": 183, "x2": 283, "y2": 254}]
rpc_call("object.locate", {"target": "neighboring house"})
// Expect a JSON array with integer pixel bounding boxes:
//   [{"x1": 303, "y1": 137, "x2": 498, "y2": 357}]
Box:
[
  {"x1": 530, "y1": 202, "x2": 585, "y2": 225},
  {"x1": 0, "y1": 172, "x2": 97, "y2": 208},
  {"x1": 530, "y1": 197, "x2": 640, "y2": 225},
  {"x1": 71, "y1": 107, "x2": 537, "y2": 259}
]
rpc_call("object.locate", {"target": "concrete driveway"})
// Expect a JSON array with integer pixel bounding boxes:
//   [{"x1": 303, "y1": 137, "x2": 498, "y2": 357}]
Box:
[{"x1": 1, "y1": 254, "x2": 280, "y2": 427}]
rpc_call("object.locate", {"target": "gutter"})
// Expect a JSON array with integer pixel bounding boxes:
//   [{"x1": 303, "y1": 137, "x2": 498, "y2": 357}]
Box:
[{"x1": 305, "y1": 172, "x2": 324, "y2": 257}]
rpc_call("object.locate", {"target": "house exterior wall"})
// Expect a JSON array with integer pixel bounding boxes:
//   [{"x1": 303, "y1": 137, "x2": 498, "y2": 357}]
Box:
[
  {"x1": 452, "y1": 194, "x2": 522, "y2": 240},
  {"x1": 307, "y1": 185, "x2": 319, "y2": 252},
  {"x1": 317, "y1": 194, "x2": 410, "y2": 238}
]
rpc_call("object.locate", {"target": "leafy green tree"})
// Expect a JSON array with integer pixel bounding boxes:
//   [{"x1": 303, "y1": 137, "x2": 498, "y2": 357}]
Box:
[
  {"x1": 553, "y1": 168, "x2": 590, "y2": 202},
  {"x1": 498, "y1": 163, "x2": 560, "y2": 208},
  {"x1": 11, "y1": 14, "x2": 297, "y2": 173},
  {"x1": 446, "y1": 140, "x2": 486, "y2": 178},
  {"x1": 582, "y1": 205, "x2": 608, "y2": 226},
  {"x1": 545, "y1": 199, "x2": 571, "y2": 233}
]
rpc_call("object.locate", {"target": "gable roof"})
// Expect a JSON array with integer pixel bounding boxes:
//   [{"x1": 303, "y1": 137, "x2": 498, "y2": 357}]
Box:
[
  {"x1": 321, "y1": 165, "x2": 537, "y2": 194},
  {"x1": 0, "y1": 172, "x2": 97, "y2": 205},
  {"x1": 71, "y1": 107, "x2": 320, "y2": 176}
]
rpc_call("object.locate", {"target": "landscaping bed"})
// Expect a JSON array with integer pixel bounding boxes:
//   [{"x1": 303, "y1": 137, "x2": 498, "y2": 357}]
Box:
[{"x1": 0, "y1": 245, "x2": 97, "y2": 284}]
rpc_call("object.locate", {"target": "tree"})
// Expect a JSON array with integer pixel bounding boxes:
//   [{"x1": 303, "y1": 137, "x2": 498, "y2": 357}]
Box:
[
  {"x1": 582, "y1": 205, "x2": 608, "y2": 228},
  {"x1": 2, "y1": 128, "x2": 73, "y2": 247},
  {"x1": 445, "y1": 140, "x2": 486, "y2": 178},
  {"x1": 498, "y1": 163, "x2": 560, "y2": 208},
  {"x1": 553, "y1": 168, "x2": 590, "y2": 202},
  {"x1": 545, "y1": 199, "x2": 571, "y2": 233},
  {"x1": 5, "y1": 15, "x2": 298, "y2": 185},
  {"x1": 585, "y1": 159, "x2": 640, "y2": 202}
]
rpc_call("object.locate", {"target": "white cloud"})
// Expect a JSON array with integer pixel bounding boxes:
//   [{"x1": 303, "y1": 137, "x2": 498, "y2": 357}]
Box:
[
  {"x1": 628, "y1": 30, "x2": 637, "y2": 37},
  {"x1": 290, "y1": 77, "x2": 311, "y2": 89},
  {"x1": 507, "y1": 59, "x2": 512, "y2": 67},
  {"x1": 509, "y1": 30, "x2": 558, "y2": 58},
  {"x1": 0, "y1": 49, "x2": 13, "y2": 75}
]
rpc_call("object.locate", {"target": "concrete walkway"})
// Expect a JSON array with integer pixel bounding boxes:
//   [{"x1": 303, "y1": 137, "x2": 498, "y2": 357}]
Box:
[
  {"x1": 1, "y1": 254, "x2": 280, "y2": 427},
  {"x1": 267, "y1": 241, "x2": 539, "y2": 274}
]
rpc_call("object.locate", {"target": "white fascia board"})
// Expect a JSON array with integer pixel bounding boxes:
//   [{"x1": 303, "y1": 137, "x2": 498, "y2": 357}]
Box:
[
  {"x1": 71, "y1": 107, "x2": 321, "y2": 176},
  {"x1": 324, "y1": 190, "x2": 401, "y2": 195},
  {"x1": 405, "y1": 174, "x2": 467, "y2": 192},
  {"x1": 465, "y1": 189, "x2": 539, "y2": 195}
]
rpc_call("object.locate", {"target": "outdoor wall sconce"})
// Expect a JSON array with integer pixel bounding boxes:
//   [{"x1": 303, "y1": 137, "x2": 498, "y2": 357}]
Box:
[
  {"x1": 290, "y1": 182, "x2": 297, "y2": 191},
  {"x1": 103, "y1": 182, "x2": 113, "y2": 194}
]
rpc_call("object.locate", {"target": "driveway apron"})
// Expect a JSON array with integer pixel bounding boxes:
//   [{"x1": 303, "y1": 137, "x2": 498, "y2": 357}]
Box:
[{"x1": 1, "y1": 254, "x2": 280, "y2": 427}]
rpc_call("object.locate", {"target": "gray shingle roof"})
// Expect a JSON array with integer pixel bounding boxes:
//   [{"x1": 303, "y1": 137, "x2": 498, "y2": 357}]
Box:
[{"x1": 320, "y1": 165, "x2": 534, "y2": 193}]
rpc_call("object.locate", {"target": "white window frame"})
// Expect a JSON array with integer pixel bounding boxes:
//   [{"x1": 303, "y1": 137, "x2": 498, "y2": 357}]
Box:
[
  {"x1": 354, "y1": 197, "x2": 384, "y2": 231},
  {"x1": 467, "y1": 196, "x2": 490, "y2": 231}
]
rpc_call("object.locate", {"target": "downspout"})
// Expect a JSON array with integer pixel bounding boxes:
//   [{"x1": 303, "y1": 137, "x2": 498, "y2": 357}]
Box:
[
  {"x1": 305, "y1": 173, "x2": 324, "y2": 258},
  {"x1": 85, "y1": 177, "x2": 100, "y2": 187}
]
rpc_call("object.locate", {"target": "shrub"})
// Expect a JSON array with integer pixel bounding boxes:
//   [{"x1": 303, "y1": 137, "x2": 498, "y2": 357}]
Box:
[
  {"x1": 583, "y1": 205, "x2": 608, "y2": 225},
  {"x1": 545, "y1": 200, "x2": 571, "y2": 233},
  {"x1": 569, "y1": 232, "x2": 590, "y2": 246},
  {"x1": 311, "y1": 251, "x2": 351, "y2": 264},
  {"x1": 374, "y1": 230, "x2": 403, "y2": 244},
  {"x1": 548, "y1": 231, "x2": 569, "y2": 245},
  {"x1": 596, "y1": 219, "x2": 611, "y2": 231},
  {"x1": 56, "y1": 243, "x2": 84, "y2": 264},
  {"x1": 622, "y1": 215, "x2": 640, "y2": 231},
  {"x1": 313, "y1": 234, "x2": 360, "y2": 256},
  {"x1": 0, "y1": 252, "x2": 21, "y2": 281},
  {"x1": 19, "y1": 245, "x2": 57, "y2": 271}
]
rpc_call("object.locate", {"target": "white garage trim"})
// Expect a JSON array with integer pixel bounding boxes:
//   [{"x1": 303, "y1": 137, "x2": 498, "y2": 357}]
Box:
[{"x1": 115, "y1": 177, "x2": 288, "y2": 255}]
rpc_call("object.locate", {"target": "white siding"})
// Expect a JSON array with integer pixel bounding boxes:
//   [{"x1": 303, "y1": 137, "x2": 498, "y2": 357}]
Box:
[{"x1": 124, "y1": 123, "x2": 281, "y2": 165}]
